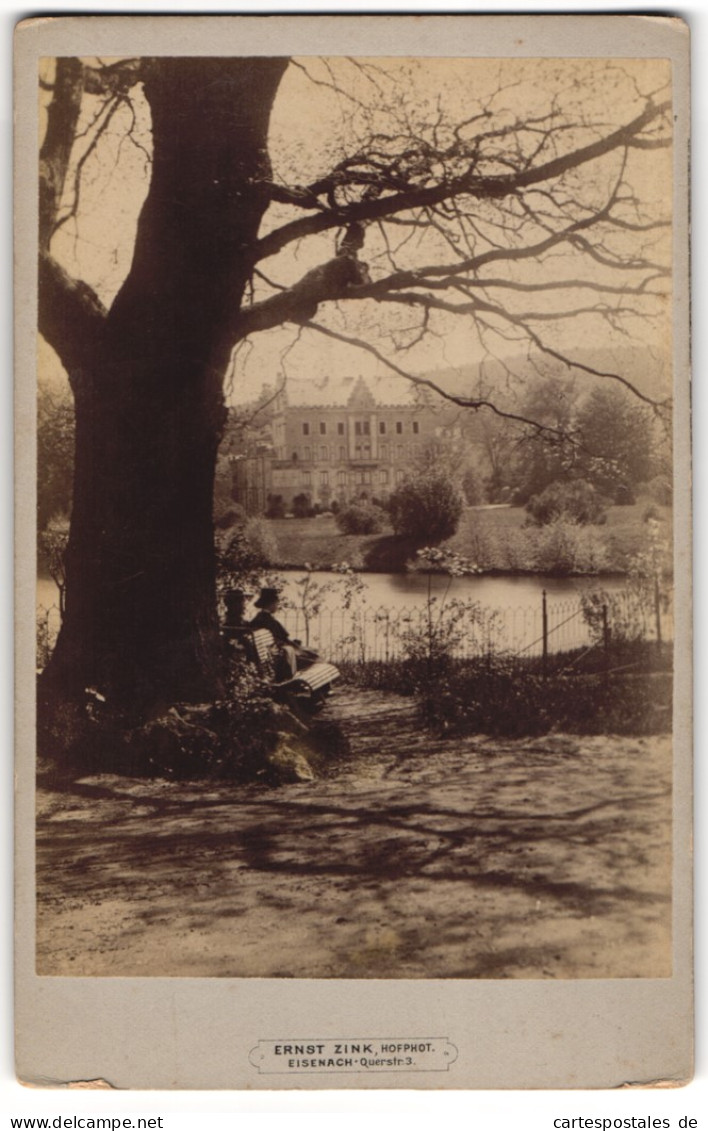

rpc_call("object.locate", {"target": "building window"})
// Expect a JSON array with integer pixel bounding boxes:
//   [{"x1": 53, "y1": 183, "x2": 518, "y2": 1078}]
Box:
[
  {"x1": 380, "y1": 444, "x2": 388, "y2": 461},
  {"x1": 337, "y1": 470, "x2": 347, "y2": 485},
  {"x1": 379, "y1": 421, "x2": 386, "y2": 434},
  {"x1": 319, "y1": 421, "x2": 326, "y2": 434},
  {"x1": 355, "y1": 421, "x2": 362, "y2": 436},
  {"x1": 339, "y1": 446, "x2": 346, "y2": 461},
  {"x1": 380, "y1": 469, "x2": 389, "y2": 484},
  {"x1": 302, "y1": 422, "x2": 310, "y2": 436},
  {"x1": 363, "y1": 420, "x2": 371, "y2": 436},
  {"x1": 320, "y1": 471, "x2": 329, "y2": 485},
  {"x1": 304, "y1": 447, "x2": 311, "y2": 461},
  {"x1": 413, "y1": 420, "x2": 420, "y2": 434},
  {"x1": 292, "y1": 452, "x2": 298, "y2": 463},
  {"x1": 337, "y1": 422, "x2": 345, "y2": 435},
  {"x1": 319, "y1": 445, "x2": 328, "y2": 461},
  {"x1": 396, "y1": 421, "x2": 403, "y2": 434},
  {"x1": 303, "y1": 471, "x2": 311, "y2": 485},
  {"x1": 397, "y1": 445, "x2": 404, "y2": 458},
  {"x1": 363, "y1": 470, "x2": 372, "y2": 485},
  {"x1": 363, "y1": 444, "x2": 371, "y2": 457}
]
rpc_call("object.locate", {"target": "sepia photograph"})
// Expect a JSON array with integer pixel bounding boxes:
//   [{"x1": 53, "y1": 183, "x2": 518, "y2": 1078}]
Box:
[{"x1": 16, "y1": 13, "x2": 692, "y2": 1090}]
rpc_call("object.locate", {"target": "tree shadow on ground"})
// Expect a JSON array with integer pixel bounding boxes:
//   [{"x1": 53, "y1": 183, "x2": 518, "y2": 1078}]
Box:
[{"x1": 36, "y1": 781, "x2": 671, "y2": 920}]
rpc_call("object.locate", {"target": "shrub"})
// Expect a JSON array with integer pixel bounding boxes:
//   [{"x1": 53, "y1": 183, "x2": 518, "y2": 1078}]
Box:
[
  {"x1": 467, "y1": 520, "x2": 609, "y2": 574},
  {"x1": 214, "y1": 502, "x2": 247, "y2": 530},
  {"x1": 525, "y1": 479, "x2": 607, "y2": 526},
  {"x1": 533, "y1": 521, "x2": 610, "y2": 575},
  {"x1": 215, "y1": 519, "x2": 279, "y2": 599},
  {"x1": 337, "y1": 658, "x2": 416, "y2": 694},
  {"x1": 292, "y1": 493, "x2": 314, "y2": 518},
  {"x1": 461, "y1": 467, "x2": 485, "y2": 505},
  {"x1": 265, "y1": 494, "x2": 286, "y2": 519},
  {"x1": 243, "y1": 517, "x2": 278, "y2": 564},
  {"x1": 335, "y1": 501, "x2": 387, "y2": 535},
  {"x1": 580, "y1": 588, "x2": 648, "y2": 646},
  {"x1": 388, "y1": 474, "x2": 464, "y2": 544},
  {"x1": 580, "y1": 520, "x2": 671, "y2": 641},
  {"x1": 645, "y1": 475, "x2": 672, "y2": 507},
  {"x1": 37, "y1": 612, "x2": 53, "y2": 671},
  {"x1": 416, "y1": 657, "x2": 671, "y2": 738}
]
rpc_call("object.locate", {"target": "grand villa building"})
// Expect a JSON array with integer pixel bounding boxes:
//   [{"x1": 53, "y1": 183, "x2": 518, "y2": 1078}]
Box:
[{"x1": 230, "y1": 374, "x2": 450, "y2": 512}]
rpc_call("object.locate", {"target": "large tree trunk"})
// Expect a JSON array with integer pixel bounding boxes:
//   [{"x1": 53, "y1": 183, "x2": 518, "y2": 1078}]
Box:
[{"x1": 41, "y1": 58, "x2": 288, "y2": 715}]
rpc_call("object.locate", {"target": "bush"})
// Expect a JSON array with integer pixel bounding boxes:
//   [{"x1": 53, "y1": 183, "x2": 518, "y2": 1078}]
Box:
[
  {"x1": 215, "y1": 518, "x2": 279, "y2": 599},
  {"x1": 532, "y1": 521, "x2": 610, "y2": 575},
  {"x1": 214, "y1": 502, "x2": 247, "y2": 530},
  {"x1": 645, "y1": 475, "x2": 672, "y2": 507},
  {"x1": 525, "y1": 479, "x2": 607, "y2": 526},
  {"x1": 265, "y1": 494, "x2": 286, "y2": 519},
  {"x1": 461, "y1": 467, "x2": 485, "y2": 506},
  {"x1": 388, "y1": 474, "x2": 464, "y2": 544},
  {"x1": 292, "y1": 493, "x2": 314, "y2": 518},
  {"x1": 38, "y1": 641, "x2": 347, "y2": 784},
  {"x1": 242, "y1": 517, "x2": 278, "y2": 564},
  {"x1": 416, "y1": 657, "x2": 671, "y2": 738},
  {"x1": 335, "y1": 501, "x2": 387, "y2": 535}
]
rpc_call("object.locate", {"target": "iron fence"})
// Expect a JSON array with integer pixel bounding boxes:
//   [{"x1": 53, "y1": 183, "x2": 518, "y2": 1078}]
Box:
[
  {"x1": 276, "y1": 588, "x2": 673, "y2": 665},
  {"x1": 36, "y1": 587, "x2": 673, "y2": 672}
]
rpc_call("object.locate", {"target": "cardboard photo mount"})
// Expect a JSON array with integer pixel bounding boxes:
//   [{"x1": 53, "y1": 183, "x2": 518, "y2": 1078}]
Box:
[{"x1": 15, "y1": 14, "x2": 692, "y2": 1090}]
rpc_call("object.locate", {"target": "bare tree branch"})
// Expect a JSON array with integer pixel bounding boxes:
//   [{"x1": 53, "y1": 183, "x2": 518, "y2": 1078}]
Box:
[
  {"x1": 52, "y1": 94, "x2": 124, "y2": 238},
  {"x1": 257, "y1": 99, "x2": 670, "y2": 262},
  {"x1": 39, "y1": 58, "x2": 109, "y2": 376},
  {"x1": 39, "y1": 58, "x2": 85, "y2": 250}
]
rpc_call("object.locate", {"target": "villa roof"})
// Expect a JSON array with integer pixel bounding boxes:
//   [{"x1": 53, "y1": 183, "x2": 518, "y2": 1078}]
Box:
[{"x1": 279, "y1": 374, "x2": 440, "y2": 410}]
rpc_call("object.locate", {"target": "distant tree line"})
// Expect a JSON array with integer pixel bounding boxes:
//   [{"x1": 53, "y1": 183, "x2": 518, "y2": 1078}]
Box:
[{"x1": 38, "y1": 373, "x2": 668, "y2": 553}]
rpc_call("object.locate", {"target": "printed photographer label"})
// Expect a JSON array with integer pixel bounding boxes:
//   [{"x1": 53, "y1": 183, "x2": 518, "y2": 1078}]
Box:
[{"x1": 249, "y1": 1038, "x2": 458, "y2": 1074}]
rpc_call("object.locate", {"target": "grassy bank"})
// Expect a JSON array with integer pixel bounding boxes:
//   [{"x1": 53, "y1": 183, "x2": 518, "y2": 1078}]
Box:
[{"x1": 267, "y1": 503, "x2": 672, "y2": 575}]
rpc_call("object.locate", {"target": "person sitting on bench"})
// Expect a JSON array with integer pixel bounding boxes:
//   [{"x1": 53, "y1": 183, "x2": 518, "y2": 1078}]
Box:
[
  {"x1": 222, "y1": 588, "x2": 248, "y2": 637},
  {"x1": 249, "y1": 587, "x2": 318, "y2": 681}
]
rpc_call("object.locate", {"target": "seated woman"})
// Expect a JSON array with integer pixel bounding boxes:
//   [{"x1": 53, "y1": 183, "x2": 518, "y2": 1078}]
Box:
[{"x1": 249, "y1": 587, "x2": 318, "y2": 681}]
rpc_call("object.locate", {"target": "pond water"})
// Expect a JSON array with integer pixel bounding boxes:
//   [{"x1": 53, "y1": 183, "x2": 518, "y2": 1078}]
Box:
[
  {"x1": 278, "y1": 568, "x2": 620, "y2": 612},
  {"x1": 37, "y1": 569, "x2": 664, "y2": 662},
  {"x1": 273, "y1": 569, "x2": 632, "y2": 660}
]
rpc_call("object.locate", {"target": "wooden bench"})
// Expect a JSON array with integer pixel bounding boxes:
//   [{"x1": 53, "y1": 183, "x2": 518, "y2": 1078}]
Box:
[{"x1": 224, "y1": 626, "x2": 340, "y2": 708}]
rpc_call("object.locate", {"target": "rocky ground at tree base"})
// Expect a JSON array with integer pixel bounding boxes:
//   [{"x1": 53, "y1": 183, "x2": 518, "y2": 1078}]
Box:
[{"x1": 36, "y1": 686, "x2": 672, "y2": 979}]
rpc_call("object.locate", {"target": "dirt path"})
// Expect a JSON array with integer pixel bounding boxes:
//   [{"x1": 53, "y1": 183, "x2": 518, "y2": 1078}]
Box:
[{"x1": 36, "y1": 687, "x2": 672, "y2": 979}]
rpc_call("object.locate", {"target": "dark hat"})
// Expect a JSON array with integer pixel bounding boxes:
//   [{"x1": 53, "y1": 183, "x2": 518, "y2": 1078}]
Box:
[
  {"x1": 224, "y1": 588, "x2": 247, "y2": 610},
  {"x1": 254, "y1": 587, "x2": 280, "y2": 609}
]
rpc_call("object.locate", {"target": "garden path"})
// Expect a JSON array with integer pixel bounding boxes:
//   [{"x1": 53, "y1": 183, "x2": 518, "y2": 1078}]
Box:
[{"x1": 36, "y1": 685, "x2": 672, "y2": 979}]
